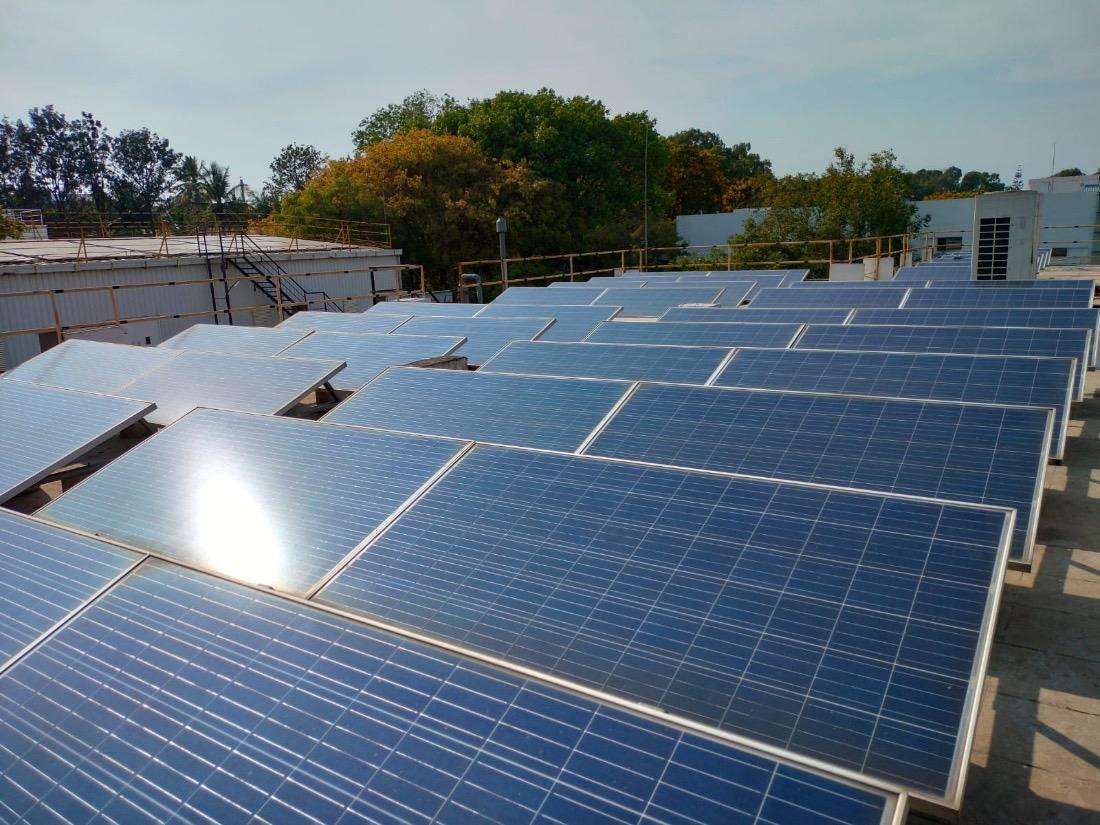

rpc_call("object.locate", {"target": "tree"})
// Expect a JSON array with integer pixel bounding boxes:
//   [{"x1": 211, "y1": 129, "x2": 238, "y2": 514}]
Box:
[
  {"x1": 352, "y1": 90, "x2": 456, "y2": 151},
  {"x1": 667, "y1": 129, "x2": 772, "y2": 180},
  {"x1": 665, "y1": 140, "x2": 726, "y2": 214},
  {"x1": 108, "y1": 128, "x2": 180, "y2": 214},
  {"x1": 68, "y1": 112, "x2": 111, "y2": 212},
  {"x1": 958, "y1": 170, "x2": 1005, "y2": 192},
  {"x1": 1054, "y1": 167, "x2": 1084, "y2": 177},
  {"x1": 908, "y1": 166, "x2": 962, "y2": 199},
  {"x1": 263, "y1": 143, "x2": 326, "y2": 203},
  {"x1": 202, "y1": 162, "x2": 233, "y2": 212},
  {"x1": 1008, "y1": 165, "x2": 1024, "y2": 190},
  {"x1": 175, "y1": 155, "x2": 207, "y2": 204}
]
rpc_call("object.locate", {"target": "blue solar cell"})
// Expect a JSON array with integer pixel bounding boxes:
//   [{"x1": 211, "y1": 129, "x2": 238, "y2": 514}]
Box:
[
  {"x1": 714, "y1": 348, "x2": 1075, "y2": 461},
  {"x1": 324, "y1": 367, "x2": 629, "y2": 451},
  {"x1": 593, "y1": 287, "x2": 726, "y2": 315},
  {"x1": 389, "y1": 316, "x2": 552, "y2": 364},
  {"x1": 587, "y1": 320, "x2": 803, "y2": 348},
  {"x1": 0, "y1": 560, "x2": 897, "y2": 825},
  {"x1": 904, "y1": 287, "x2": 1092, "y2": 308},
  {"x1": 661, "y1": 307, "x2": 854, "y2": 324},
  {"x1": 795, "y1": 324, "x2": 1090, "y2": 400},
  {"x1": 36, "y1": 408, "x2": 468, "y2": 595},
  {"x1": 320, "y1": 445, "x2": 1012, "y2": 800},
  {"x1": 494, "y1": 286, "x2": 607, "y2": 305},
  {"x1": 366, "y1": 300, "x2": 484, "y2": 316},
  {"x1": 480, "y1": 341, "x2": 732, "y2": 384},
  {"x1": 475, "y1": 303, "x2": 621, "y2": 342},
  {"x1": 277, "y1": 332, "x2": 466, "y2": 391},
  {"x1": 0, "y1": 510, "x2": 139, "y2": 668},
  {"x1": 749, "y1": 288, "x2": 909, "y2": 309},
  {"x1": 849, "y1": 307, "x2": 1100, "y2": 365},
  {"x1": 277, "y1": 311, "x2": 413, "y2": 333},
  {"x1": 585, "y1": 383, "x2": 1049, "y2": 564}
]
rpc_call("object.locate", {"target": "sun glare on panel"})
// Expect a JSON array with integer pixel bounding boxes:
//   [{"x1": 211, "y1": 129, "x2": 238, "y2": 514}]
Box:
[{"x1": 194, "y1": 475, "x2": 281, "y2": 587}]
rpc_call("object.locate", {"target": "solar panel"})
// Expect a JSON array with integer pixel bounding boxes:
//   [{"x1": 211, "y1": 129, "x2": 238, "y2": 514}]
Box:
[
  {"x1": 324, "y1": 367, "x2": 629, "y2": 451},
  {"x1": 548, "y1": 277, "x2": 645, "y2": 287},
  {"x1": 36, "y1": 409, "x2": 468, "y2": 595},
  {"x1": 480, "y1": 341, "x2": 733, "y2": 385},
  {"x1": 474, "y1": 303, "x2": 621, "y2": 341},
  {"x1": 277, "y1": 310, "x2": 412, "y2": 334},
  {"x1": 593, "y1": 286, "x2": 726, "y2": 316},
  {"x1": 0, "y1": 510, "x2": 140, "y2": 668},
  {"x1": 961, "y1": 278, "x2": 1095, "y2": 289},
  {"x1": 0, "y1": 339, "x2": 179, "y2": 394},
  {"x1": 584, "y1": 383, "x2": 1049, "y2": 565},
  {"x1": 750, "y1": 288, "x2": 909, "y2": 309},
  {"x1": 158, "y1": 323, "x2": 310, "y2": 356},
  {"x1": 674, "y1": 276, "x2": 773, "y2": 299},
  {"x1": 662, "y1": 307, "x2": 855, "y2": 324},
  {"x1": 111, "y1": 350, "x2": 345, "y2": 426},
  {"x1": 366, "y1": 300, "x2": 484, "y2": 316},
  {"x1": 904, "y1": 286, "x2": 1093, "y2": 308},
  {"x1": 0, "y1": 381, "x2": 155, "y2": 502},
  {"x1": 319, "y1": 444, "x2": 1012, "y2": 803},
  {"x1": 714, "y1": 348, "x2": 1075, "y2": 461},
  {"x1": 895, "y1": 267, "x2": 968, "y2": 282},
  {"x1": 493, "y1": 286, "x2": 607, "y2": 305},
  {"x1": 849, "y1": 307, "x2": 1100, "y2": 366},
  {"x1": 276, "y1": 332, "x2": 466, "y2": 392},
  {"x1": 587, "y1": 320, "x2": 803, "y2": 348},
  {"x1": 780, "y1": 270, "x2": 813, "y2": 286},
  {"x1": 0, "y1": 559, "x2": 900, "y2": 825},
  {"x1": 795, "y1": 324, "x2": 1090, "y2": 401},
  {"x1": 389, "y1": 316, "x2": 552, "y2": 365},
  {"x1": 787, "y1": 282, "x2": 911, "y2": 288}
]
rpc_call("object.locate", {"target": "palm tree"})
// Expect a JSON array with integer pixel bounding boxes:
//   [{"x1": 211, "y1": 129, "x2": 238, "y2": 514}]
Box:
[
  {"x1": 202, "y1": 162, "x2": 232, "y2": 213},
  {"x1": 176, "y1": 155, "x2": 207, "y2": 204}
]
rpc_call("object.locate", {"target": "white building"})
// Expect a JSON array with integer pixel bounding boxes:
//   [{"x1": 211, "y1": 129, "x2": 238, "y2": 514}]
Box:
[{"x1": 1028, "y1": 173, "x2": 1100, "y2": 194}]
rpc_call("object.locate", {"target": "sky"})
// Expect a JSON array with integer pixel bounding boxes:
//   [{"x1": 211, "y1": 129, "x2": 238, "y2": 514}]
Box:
[{"x1": 3, "y1": 0, "x2": 1098, "y2": 192}]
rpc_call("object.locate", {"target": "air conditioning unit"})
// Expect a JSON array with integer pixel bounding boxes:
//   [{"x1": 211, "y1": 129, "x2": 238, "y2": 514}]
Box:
[{"x1": 971, "y1": 190, "x2": 1041, "y2": 280}]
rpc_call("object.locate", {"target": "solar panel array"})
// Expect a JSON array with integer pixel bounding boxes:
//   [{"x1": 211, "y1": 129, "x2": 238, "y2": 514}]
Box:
[
  {"x1": 905, "y1": 286, "x2": 1093, "y2": 308},
  {"x1": 750, "y1": 287, "x2": 910, "y2": 308},
  {"x1": 480, "y1": 340, "x2": 733, "y2": 384},
  {"x1": 593, "y1": 286, "x2": 727, "y2": 315},
  {"x1": 277, "y1": 310, "x2": 413, "y2": 333},
  {"x1": 0, "y1": 339, "x2": 179, "y2": 394},
  {"x1": 475, "y1": 303, "x2": 621, "y2": 341},
  {"x1": 588, "y1": 320, "x2": 803, "y2": 347},
  {"x1": 389, "y1": 316, "x2": 553, "y2": 364},
  {"x1": 158, "y1": 323, "x2": 310, "y2": 356},
  {"x1": 366, "y1": 300, "x2": 485, "y2": 316},
  {"x1": 662, "y1": 307, "x2": 855, "y2": 324}
]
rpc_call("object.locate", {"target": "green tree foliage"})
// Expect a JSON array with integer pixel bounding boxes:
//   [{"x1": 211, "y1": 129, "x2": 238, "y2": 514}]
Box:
[
  {"x1": 958, "y1": 170, "x2": 1005, "y2": 192},
  {"x1": 107, "y1": 128, "x2": 181, "y2": 214},
  {"x1": 0, "y1": 212, "x2": 26, "y2": 239},
  {"x1": 263, "y1": 143, "x2": 326, "y2": 204},
  {"x1": 667, "y1": 129, "x2": 772, "y2": 180},
  {"x1": 908, "y1": 166, "x2": 962, "y2": 199},
  {"x1": 1054, "y1": 167, "x2": 1084, "y2": 177},
  {"x1": 352, "y1": 90, "x2": 456, "y2": 151},
  {"x1": 666, "y1": 141, "x2": 726, "y2": 214}
]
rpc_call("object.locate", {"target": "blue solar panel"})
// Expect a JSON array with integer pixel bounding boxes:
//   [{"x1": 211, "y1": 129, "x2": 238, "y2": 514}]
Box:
[
  {"x1": 585, "y1": 383, "x2": 1049, "y2": 565},
  {"x1": 494, "y1": 286, "x2": 607, "y2": 305},
  {"x1": 549, "y1": 277, "x2": 645, "y2": 287},
  {"x1": 904, "y1": 287, "x2": 1092, "y2": 308},
  {"x1": 961, "y1": 278, "x2": 1095, "y2": 289},
  {"x1": 475, "y1": 303, "x2": 621, "y2": 341},
  {"x1": 714, "y1": 348, "x2": 1075, "y2": 461},
  {"x1": 277, "y1": 311, "x2": 413, "y2": 333},
  {"x1": 0, "y1": 339, "x2": 179, "y2": 394},
  {"x1": 389, "y1": 316, "x2": 552, "y2": 365},
  {"x1": 158, "y1": 323, "x2": 310, "y2": 356},
  {"x1": 324, "y1": 367, "x2": 629, "y2": 452},
  {"x1": 0, "y1": 510, "x2": 139, "y2": 668},
  {"x1": 480, "y1": 341, "x2": 733, "y2": 384},
  {"x1": 895, "y1": 267, "x2": 967, "y2": 282},
  {"x1": 795, "y1": 324, "x2": 1090, "y2": 401},
  {"x1": 849, "y1": 308, "x2": 1100, "y2": 365},
  {"x1": 662, "y1": 307, "x2": 854, "y2": 324},
  {"x1": 780, "y1": 270, "x2": 812, "y2": 286},
  {"x1": 0, "y1": 560, "x2": 898, "y2": 825},
  {"x1": 594, "y1": 287, "x2": 726, "y2": 316},
  {"x1": 787, "y1": 282, "x2": 910, "y2": 289},
  {"x1": 319, "y1": 444, "x2": 1011, "y2": 801},
  {"x1": 750, "y1": 288, "x2": 909, "y2": 308},
  {"x1": 277, "y1": 332, "x2": 466, "y2": 391},
  {"x1": 366, "y1": 300, "x2": 484, "y2": 316},
  {"x1": 587, "y1": 320, "x2": 803, "y2": 348},
  {"x1": 36, "y1": 408, "x2": 468, "y2": 595}
]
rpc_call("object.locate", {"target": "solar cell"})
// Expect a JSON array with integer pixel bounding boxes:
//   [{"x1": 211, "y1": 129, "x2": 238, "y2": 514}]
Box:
[
  {"x1": 713, "y1": 348, "x2": 1075, "y2": 461},
  {"x1": 112, "y1": 350, "x2": 345, "y2": 426},
  {"x1": 749, "y1": 288, "x2": 909, "y2": 309},
  {"x1": 158, "y1": 323, "x2": 310, "y2": 356},
  {"x1": 0, "y1": 381, "x2": 155, "y2": 502},
  {"x1": 366, "y1": 300, "x2": 484, "y2": 316},
  {"x1": 0, "y1": 510, "x2": 140, "y2": 668},
  {"x1": 662, "y1": 307, "x2": 855, "y2": 324},
  {"x1": 493, "y1": 286, "x2": 607, "y2": 305},
  {"x1": 324, "y1": 367, "x2": 629, "y2": 451},
  {"x1": 587, "y1": 320, "x2": 803, "y2": 348},
  {"x1": 480, "y1": 340, "x2": 733, "y2": 384},
  {"x1": 388, "y1": 316, "x2": 552, "y2": 364},
  {"x1": 276, "y1": 310, "x2": 412, "y2": 334},
  {"x1": 584, "y1": 383, "x2": 1050, "y2": 565},
  {"x1": 795, "y1": 324, "x2": 1090, "y2": 400},
  {"x1": 849, "y1": 307, "x2": 1100, "y2": 365},
  {"x1": 904, "y1": 286, "x2": 1092, "y2": 308},
  {"x1": 319, "y1": 444, "x2": 1012, "y2": 803},
  {"x1": 36, "y1": 408, "x2": 468, "y2": 595},
  {"x1": 594, "y1": 286, "x2": 726, "y2": 315},
  {"x1": 0, "y1": 339, "x2": 179, "y2": 394},
  {"x1": 474, "y1": 303, "x2": 621, "y2": 341},
  {"x1": 277, "y1": 332, "x2": 466, "y2": 391},
  {"x1": 0, "y1": 560, "x2": 899, "y2": 825}
]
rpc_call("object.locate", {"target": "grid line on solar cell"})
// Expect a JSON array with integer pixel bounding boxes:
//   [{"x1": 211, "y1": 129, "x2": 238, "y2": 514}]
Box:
[
  {"x1": 794, "y1": 325, "x2": 1090, "y2": 401},
  {"x1": 479, "y1": 341, "x2": 734, "y2": 385},
  {"x1": 593, "y1": 287, "x2": 729, "y2": 315},
  {"x1": 158, "y1": 323, "x2": 310, "y2": 356},
  {"x1": 474, "y1": 303, "x2": 622, "y2": 342},
  {"x1": 749, "y1": 288, "x2": 910, "y2": 309},
  {"x1": 366, "y1": 300, "x2": 484, "y2": 316},
  {"x1": 277, "y1": 331, "x2": 466, "y2": 391},
  {"x1": 276, "y1": 311, "x2": 412, "y2": 333},
  {"x1": 903, "y1": 287, "x2": 1092, "y2": 309},
  {"x1": 35, "y1": 408, "x2": 469, "y2": 596},
  {"x1": 583, "y1": 383, "x2": 1049, "y2": 564},
  {"x1": 713, "y1": 348, "x2": 1075, "y2": 461},
  {"x1": 0, "y1": 510, "x2": 140, "y2": 669},
  {"x1": 320, "y1": 444, "x2": 1012, "y2": 800},
  {"x1": 0, "y1": 381, "x2": 155, "y2": 502},
  {"x1": 0, "y1": 339, "x2": 180, "y2": 394},
  {"x1": 390, "y1": 316, "x2": 552, "y2": 364},
  {"x1": 662, "y1": 307, "x2": 855, "y2": 324},
  {"x1": 0, "y1": 559, "x2": 897, "y2": 825},
  {"x1": 112, "y1": 349, "x2": 345, "y2": 425},
  {"x1": 587, "y1": 320, "x2": 803, "y2": 348},
  {"x1": 324, "y1": 367, "x2": 631, "y2": 452}
]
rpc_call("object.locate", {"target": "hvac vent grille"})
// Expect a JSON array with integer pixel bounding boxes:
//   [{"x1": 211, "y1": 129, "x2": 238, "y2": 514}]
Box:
[{"x1": 976, "y1": 216, "x2": 1010, "y2": 279}]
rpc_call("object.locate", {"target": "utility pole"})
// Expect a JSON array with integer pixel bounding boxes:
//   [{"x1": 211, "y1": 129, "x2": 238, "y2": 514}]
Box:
[
  {"x1": 643, "y1": 118, "x2": 649, "y2": 272},
  {"x1": 496, "y1": 217, "x2": 508, "y2": 289}
]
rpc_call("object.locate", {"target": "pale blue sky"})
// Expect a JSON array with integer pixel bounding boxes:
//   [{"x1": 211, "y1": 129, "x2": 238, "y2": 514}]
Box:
[{"x1": 3, "y1": 0, "x2": 1098, "y2": 192}]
